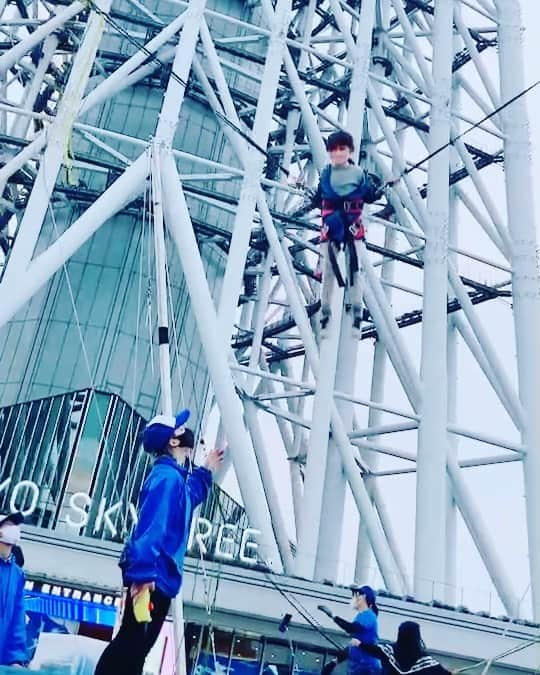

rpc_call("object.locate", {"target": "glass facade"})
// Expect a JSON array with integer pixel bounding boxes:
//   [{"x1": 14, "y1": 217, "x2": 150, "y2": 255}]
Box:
[
  {"x1": 185, "y1": 622, "x2": 332, "y2": 675},
  {"x1": 0, "y1": 0, "x2": 257, "y2": 422}
]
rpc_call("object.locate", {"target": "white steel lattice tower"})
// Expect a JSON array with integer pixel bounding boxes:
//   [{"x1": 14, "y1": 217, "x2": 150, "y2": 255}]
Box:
[{"x1": 0, "y1": 0, "x2": 538, "y2": 622}]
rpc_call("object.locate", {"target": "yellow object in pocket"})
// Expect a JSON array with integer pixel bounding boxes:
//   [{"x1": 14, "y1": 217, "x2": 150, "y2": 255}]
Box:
[{"x1": 133, "y1": 587, "x2": 152, "y2": 623}]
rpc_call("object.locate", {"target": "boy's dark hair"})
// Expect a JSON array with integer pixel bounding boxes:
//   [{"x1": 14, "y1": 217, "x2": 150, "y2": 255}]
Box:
[{"x1": 326, "y1": 131, "x2": 354, "y2": 151}]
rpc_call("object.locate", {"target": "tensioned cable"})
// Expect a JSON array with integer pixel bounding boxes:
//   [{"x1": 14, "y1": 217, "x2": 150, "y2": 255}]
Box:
[{"x1": 399, "y1": 78, "x2": 540, "y2": 181}]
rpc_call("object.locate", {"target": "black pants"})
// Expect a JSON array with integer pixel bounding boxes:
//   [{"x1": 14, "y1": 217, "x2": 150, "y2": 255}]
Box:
[{"x1": 95, "y1": 588, "x2": 171, "y2": 675}]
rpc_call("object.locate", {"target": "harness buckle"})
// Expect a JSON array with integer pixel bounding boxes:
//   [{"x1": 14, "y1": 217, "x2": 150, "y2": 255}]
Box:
[{"x1": 349, "y1": 222, "x2": 365, "y2": 240}]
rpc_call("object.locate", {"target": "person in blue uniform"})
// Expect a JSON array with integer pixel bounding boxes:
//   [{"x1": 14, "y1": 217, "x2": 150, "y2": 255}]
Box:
[
  {"x1": 298, "y1": 131, "x2": 383, "y2": 333},
  {"x1": 0, "y1": 512, "x2": 28, "y2": 667},
  {"x1": 319, "y1": 585, "x2": 382, "y2": 675},
  {"x1": 351, "y1": 621, "x2": 451, "y2": 675},
  {"x1": 95, "y1": 409, "x2": 223, "y2": 675}
]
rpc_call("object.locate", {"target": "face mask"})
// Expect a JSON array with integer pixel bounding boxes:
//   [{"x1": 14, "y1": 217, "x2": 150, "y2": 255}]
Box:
[{"x1": 0, "y1": 524, "x2": 21, "y2": 545}]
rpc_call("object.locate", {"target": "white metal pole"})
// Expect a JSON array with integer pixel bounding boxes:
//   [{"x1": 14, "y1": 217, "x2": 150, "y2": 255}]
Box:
[
  {"x1": 3, "y1": 0, "x2": 112, "y2": 283},
  {"x1": 310, "y1": 0, "x2": 376, "y2": 584},
  {"x1": 314, "y1": 310, "x2": 355, "y2": 582},
  {"x1": 217, "y1": 0, "x2": 291, "y2": 343},
  {"x1": 444, "y1": 25, "x2": 462, "y2": 606},
  {"x1": 296, "y1": 285, "x2": 342, "y2": 580},
  {"x1": 355, "y1": 234, "x2": 393, "y2": 583},
  {"x1": 151, "y1": 144, "x2": 186, "y2": 675},
  {"x1": 243, "y1": 401, "x2": 295, "y2": 573},
  {"x1": 445, "y1": 316, "x2": 458, "y2": 606},
  {"x1": 495, "y1": 0, "x2": 540, "y2": 621},
  {"x1": 355, "y1": 28, "x2": 397, "y2": 584},
  {"x1": 161, "y1": 151, "x2": 283, "y2": 571},
  {"x1": 414, "y1": 0, "x2": 453, "y2": 602},
  {"x1": 151, "y1": 143, "x2": 174, "y2": 418},
  {"x1": 154, "y1": 0, "x2": 207, "y2": 146}
]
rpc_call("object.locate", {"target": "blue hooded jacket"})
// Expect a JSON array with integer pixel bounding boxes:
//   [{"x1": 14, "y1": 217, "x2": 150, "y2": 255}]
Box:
[
  {"x1": 0, "y1": 554, "x2": 28, "y2": 666},
  {"x1": 120, "y1": 456, "x2": 212, "y2": 598}
]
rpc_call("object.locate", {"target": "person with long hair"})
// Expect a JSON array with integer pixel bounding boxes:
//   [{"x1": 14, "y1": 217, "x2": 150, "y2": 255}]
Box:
[
  {"x1": 319, "y1": 585, "x2": 382, "y2": 675},
  {"x1": 351, "y1": 621, "x2": 450, "y2": 675}
]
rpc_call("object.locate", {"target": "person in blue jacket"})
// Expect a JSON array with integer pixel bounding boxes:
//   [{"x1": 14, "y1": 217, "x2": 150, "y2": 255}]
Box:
[
  {"x1": 95, "y1": 409, "x2": 223, "y2": 675},
  {"x1": 319, "y1": 585, "x2": 382, "y2": 675},
  {"x1": 0, "y1": 511, "x2": 29, "y2": 667},
  {"x1": 297, "y1": 131, "x2": 383, "y2": 334}
]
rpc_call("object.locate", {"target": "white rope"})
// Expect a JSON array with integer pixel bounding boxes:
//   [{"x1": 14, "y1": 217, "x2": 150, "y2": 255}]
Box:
[
  {"x1": 453, "y1": 582, "x2": 538, "y2": 675},
  {"x1": 146, "y1": 172, "x2": 156, "y2": 378},
  {"x1": 164, "y1": 234, "x2": 186, "y2": 409}
]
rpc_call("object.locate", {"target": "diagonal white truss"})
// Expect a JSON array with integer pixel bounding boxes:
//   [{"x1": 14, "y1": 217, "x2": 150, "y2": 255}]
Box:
[{"x1": 0, "y1": 0, "x2": 538, "y2": 621}]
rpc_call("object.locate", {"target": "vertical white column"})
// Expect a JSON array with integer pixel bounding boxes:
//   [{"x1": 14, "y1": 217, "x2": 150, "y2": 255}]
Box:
[
  {"x1": 355, "y1": 8, "x2": 394, "y2": 583},
  {"x1": 445, "y1": 317, "x2": 458, "y2": 606},
  {"x1": 414, "y1": 0, "x2": 453, "y2": 601},
  {"x1": 151, "y1": 144, "x2": 173, "y2": 418},
  {"x1": 303, "y1": 0, "x2": 377, "y2": 584},
  {"x1": 355, "y1": 230, "x2": 394, "y2": 584},
  {"x1": 151, "y1": 145, "x2": 187, "y2": 675},
  {"x1": 444, "y1": 22, "x2": 462, "y2": 606},
  {"x1": 152, "y1": 1, "x2": 209, "y2": 666},
  {"x1": 495, "y1": 0, "x2": 540, "y2": 621},
  {"x1": 296, "y1": 288, "x2": 342, "y2": 579},
  {"x1": 314, "y1": 309, "x2": 355, "y2": 582}
]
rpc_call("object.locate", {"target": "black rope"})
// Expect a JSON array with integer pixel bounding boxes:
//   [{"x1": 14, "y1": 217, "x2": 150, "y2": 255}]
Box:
[
  {"x1": 394, "y1": 78, "x2": 540, "y2": 182},
  {"x1": 211, "y1": 492, "x2": 345, "y2": 651}
]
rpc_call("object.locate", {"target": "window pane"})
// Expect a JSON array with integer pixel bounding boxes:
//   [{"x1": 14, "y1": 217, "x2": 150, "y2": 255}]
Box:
[{"x1": 262, "y1": 642, "x2": 292, "y2": 675}]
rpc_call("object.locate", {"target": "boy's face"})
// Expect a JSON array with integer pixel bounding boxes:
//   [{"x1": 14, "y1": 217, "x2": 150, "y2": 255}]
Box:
[{"x1": 329, "y1": 144, "x2": 352, "y2": 166}]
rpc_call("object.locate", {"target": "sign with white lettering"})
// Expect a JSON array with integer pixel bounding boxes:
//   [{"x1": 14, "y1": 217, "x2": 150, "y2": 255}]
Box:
[
  {"x1": 1, "y1": 477, "x2": 261, "y2": 566},
  {"x1": 25, "y1": 579, "x2": 122, "y2": 608}
]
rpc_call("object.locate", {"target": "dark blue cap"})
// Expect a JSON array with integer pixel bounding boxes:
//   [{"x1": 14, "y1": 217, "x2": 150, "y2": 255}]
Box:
[{"x1": 142, "y1": 409, "x2": 190, "y2": 453}]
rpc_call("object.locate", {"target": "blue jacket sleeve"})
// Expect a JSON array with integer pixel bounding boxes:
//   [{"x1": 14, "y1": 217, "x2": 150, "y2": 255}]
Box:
[
  {"x1": 4, "y1": 570, "x2": 28, "y2": 665},
  {"x1": 187, "y1": 467, "x2": 212, "y2": 508},
  {"x1": 126, "y1": 474, "x2": 184, "y2": 583}
]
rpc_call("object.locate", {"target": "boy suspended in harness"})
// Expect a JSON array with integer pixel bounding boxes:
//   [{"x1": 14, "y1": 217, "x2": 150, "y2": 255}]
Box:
[{"x1": 308, "y1": 131, "x2": 383, "y2": 333}]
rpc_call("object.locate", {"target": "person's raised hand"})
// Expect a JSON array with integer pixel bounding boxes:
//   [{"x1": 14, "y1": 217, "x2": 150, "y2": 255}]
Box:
[
  {"x1": 203, "y1": 448, "x2": 225, "y2": 472},
  {"x1": 350, "y1": 638, "x2": 361, "y2": 647}
]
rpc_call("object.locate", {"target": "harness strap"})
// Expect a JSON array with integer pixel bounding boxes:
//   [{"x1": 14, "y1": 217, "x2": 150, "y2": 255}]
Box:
[
  {"x1": 328, "y1": 243, "x2": 345, "y2": 287},
  {"x1": 347, "y1": 237, "x2": 359, "y2": 285}
]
